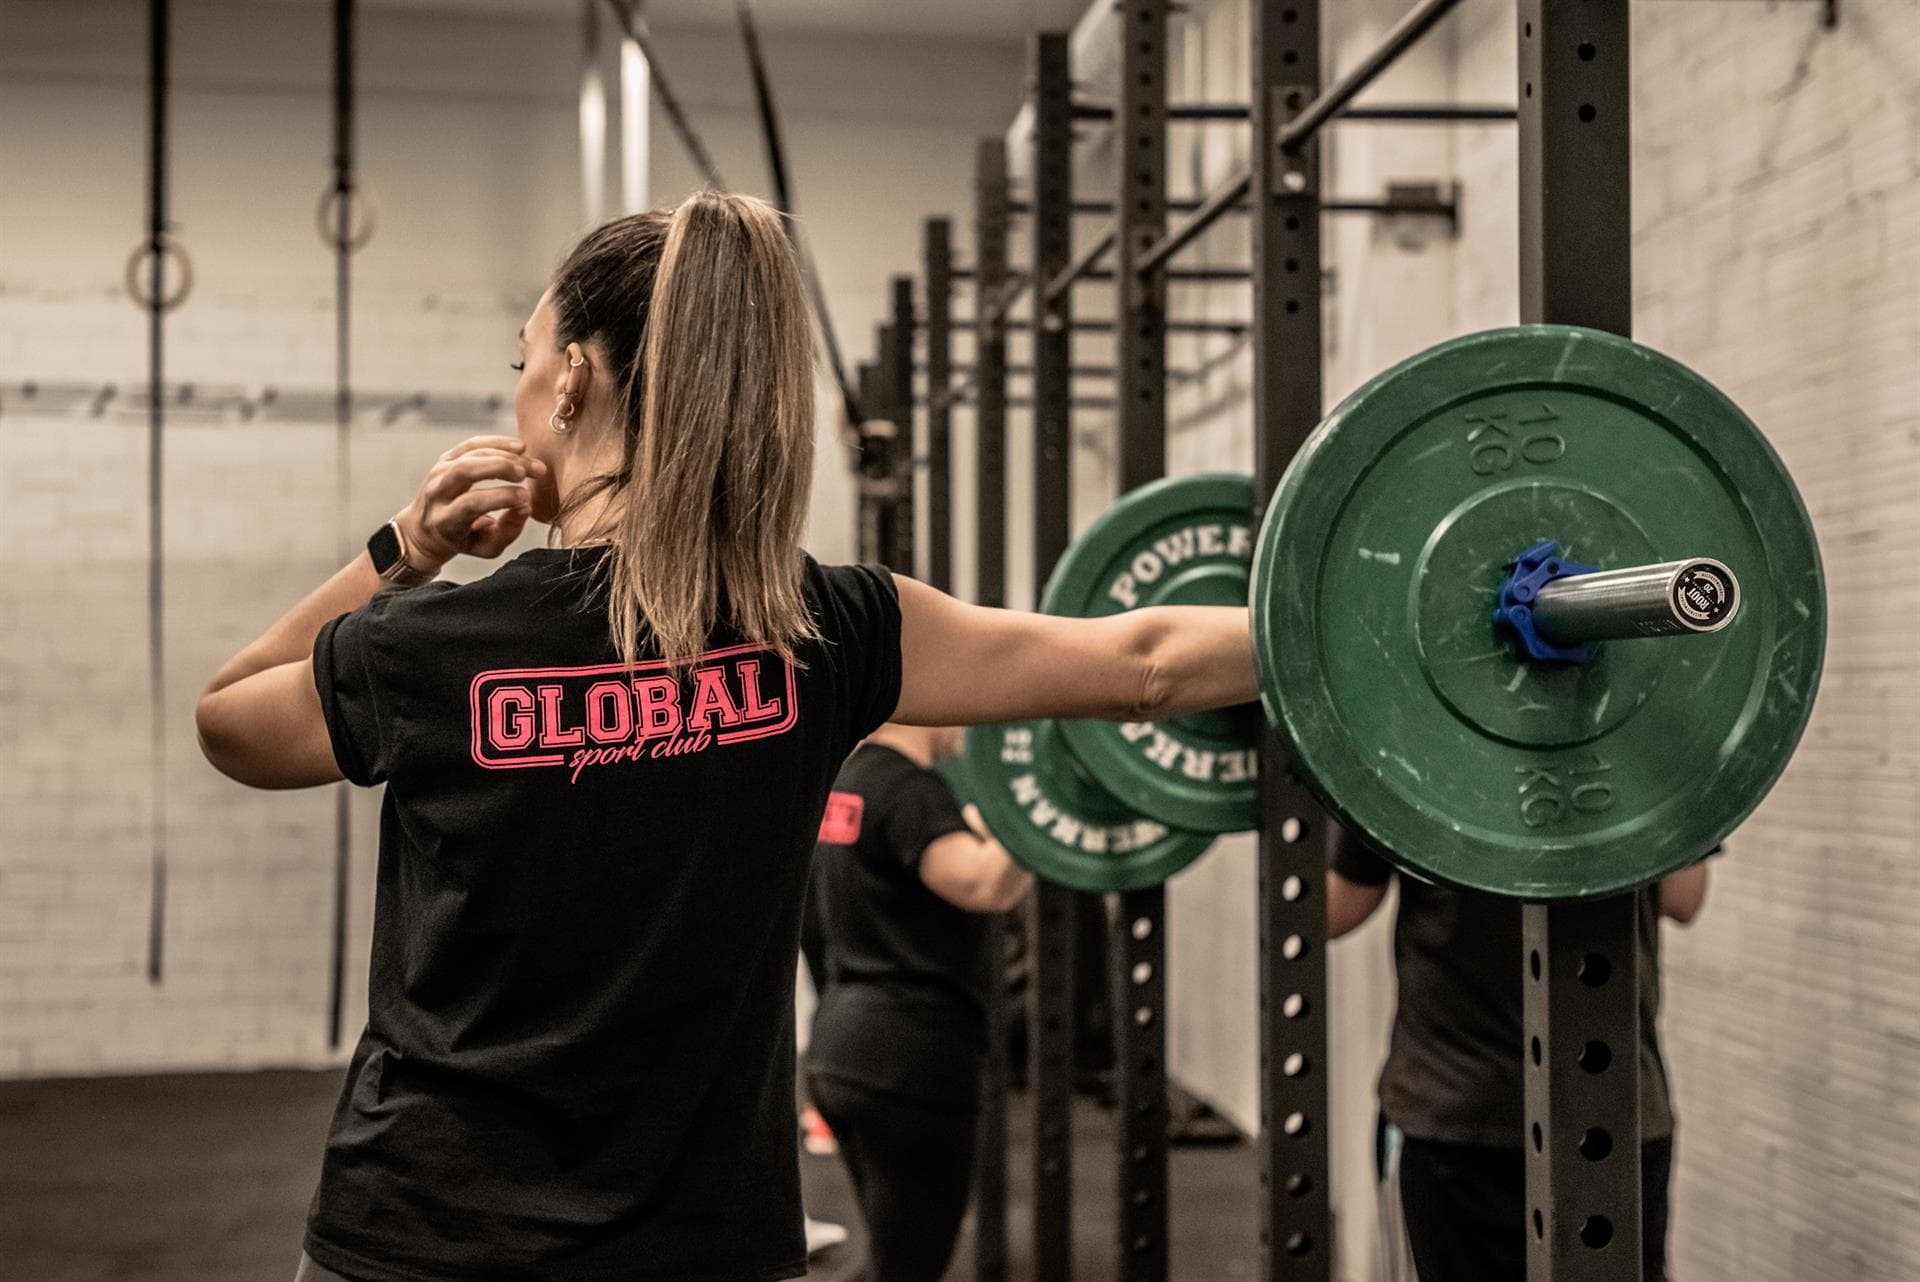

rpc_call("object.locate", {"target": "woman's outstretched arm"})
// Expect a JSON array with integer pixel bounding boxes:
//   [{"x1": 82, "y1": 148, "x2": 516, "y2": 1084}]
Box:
[{"x1": 891, "y1": 574, "x2": 1257, "y2": 727}]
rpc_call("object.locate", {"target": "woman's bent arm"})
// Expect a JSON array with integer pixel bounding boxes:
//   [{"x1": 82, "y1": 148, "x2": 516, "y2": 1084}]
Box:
[
  {"x1": 196, "y1": 551, "x2": 400, "y2": 789},
  {"x1": 196, "y1": 435, "x2": 537, "y2": 789},
  {"x1": 892, "y1": 574, "x2": 1257, "y2": 727}
]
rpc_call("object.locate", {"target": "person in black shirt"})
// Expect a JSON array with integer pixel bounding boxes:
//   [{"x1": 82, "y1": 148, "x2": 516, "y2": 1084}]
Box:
[
  {"x1": 805, "y1": 722, "x2": 1031, "y2": 1282},
  {"x1": 192, "y1": 193, "x2": 1259, "y2": 1282},
  {"x1": 1327, "y1": 828, "x2": 1710, "y2": 1282}
]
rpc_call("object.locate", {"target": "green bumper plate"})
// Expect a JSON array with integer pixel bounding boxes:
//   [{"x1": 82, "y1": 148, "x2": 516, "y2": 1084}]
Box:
[
  {"x1": 1252, "y1": 325, "x2": 1825, "y2": 900},
  {"x1": 963, "y1": 721, "x2": 1215, "y2": 892},
  {"x1": 1043, "y1": 473, "x2": 1262, "y2": 834}
]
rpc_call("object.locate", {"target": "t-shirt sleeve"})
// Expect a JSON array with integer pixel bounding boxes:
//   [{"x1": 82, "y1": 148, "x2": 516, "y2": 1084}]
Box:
[
  {"x1": 312, "y1": 605, "x2": 392, "y2": 787},
  {"x1": 815, "y1": 562, "x2": 903, "y2": 742},
  {"x1": 879, "y1": 767, "x2": 974, "y2": 873},
  {"x1": 1327, "y1": 821, "x2": 1393, "y2": 886}
]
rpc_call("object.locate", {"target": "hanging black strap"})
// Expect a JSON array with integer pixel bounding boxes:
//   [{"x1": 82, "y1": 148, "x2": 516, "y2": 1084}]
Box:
[
  {"x1": 326, "y1": 0, "x2": 358, "y2": 1052},
  {"x1": 143, "y1": 0, "x2": 171, "y2": 987},
  {"x1": 605, "y1": 0, "x2": 724, "y2": 188},
  {"x1": 735, "y1": 1, "x2": 788, "y2": 207},
  {"x1": 597, "y1": 0, "x2": 860, "y2": 423},
  {"x1": 734, "y1": 0, "x2": 861, "y2": 427}
]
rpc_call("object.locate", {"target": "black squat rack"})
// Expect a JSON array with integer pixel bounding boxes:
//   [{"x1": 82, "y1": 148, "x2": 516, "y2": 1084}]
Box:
[{"x1": 854, "y1": 1, "x2": 1646, "y2": 1279}]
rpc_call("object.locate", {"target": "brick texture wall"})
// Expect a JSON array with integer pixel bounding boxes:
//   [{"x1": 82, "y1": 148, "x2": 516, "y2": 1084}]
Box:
[
  {"x1": 1, "y1": 0, "x2": 1032, "y2": 1077},
  {"x1": 1616, "y1": 5, "x2": 1917, "y2": 1281}
]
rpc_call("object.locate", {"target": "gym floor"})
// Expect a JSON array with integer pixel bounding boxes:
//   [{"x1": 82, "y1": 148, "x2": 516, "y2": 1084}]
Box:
[{"x1": 0, "y1": 1072, "x2": 1258, "y2": 1282}]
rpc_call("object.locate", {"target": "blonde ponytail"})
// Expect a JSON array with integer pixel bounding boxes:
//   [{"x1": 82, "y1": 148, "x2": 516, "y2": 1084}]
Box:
[{"x1": 601, "y1": 192, "x2": 819, "y2": 673}]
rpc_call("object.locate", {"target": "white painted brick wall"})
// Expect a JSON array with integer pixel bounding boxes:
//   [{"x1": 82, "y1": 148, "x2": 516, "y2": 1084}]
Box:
[
  {"x1": 2, "y1": 0, "x2": 1034, "y2": 1078},
  {"x1": 1620, "y1": 5, "x2": 1919, "y2": 1281}
]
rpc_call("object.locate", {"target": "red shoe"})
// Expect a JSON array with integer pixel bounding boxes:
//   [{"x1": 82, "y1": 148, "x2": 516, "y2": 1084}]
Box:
[{"x1": 801, "y1": 1104, "x2": 837, "y2": 1156}]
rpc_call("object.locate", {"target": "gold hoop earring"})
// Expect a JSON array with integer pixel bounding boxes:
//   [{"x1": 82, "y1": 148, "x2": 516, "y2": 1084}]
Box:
[{"x1": 552, "y1": 352, "x2": 583, "y2": 430}]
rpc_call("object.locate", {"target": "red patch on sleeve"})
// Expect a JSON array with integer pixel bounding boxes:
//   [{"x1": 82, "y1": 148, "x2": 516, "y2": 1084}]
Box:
[{"x1": 818, "y1": 793, "x2": 864, "y2": 845}]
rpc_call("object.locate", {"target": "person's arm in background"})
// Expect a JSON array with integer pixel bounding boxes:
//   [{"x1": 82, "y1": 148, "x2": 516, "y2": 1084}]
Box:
[
  {"x1": 1326, "y1": 823, "x2": 1393, "y2": 940},
  {"x1": 891, "y1": 576, "x2": 1256, "y2": 727},
  {"x1": 1659, "y1": 857, "x2": 1712, "y2": 924},
  {"x1": 1329, "y1": 871, "x2": 1390, "y2": 940},
  {"x1": 919, "y1": 805, "x2": 1034, "y2": 914}
]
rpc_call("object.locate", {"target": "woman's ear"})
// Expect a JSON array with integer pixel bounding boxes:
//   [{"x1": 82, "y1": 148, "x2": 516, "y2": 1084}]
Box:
[{"x1": 560, "y1": 342, "x2": 590, "y2": 398}]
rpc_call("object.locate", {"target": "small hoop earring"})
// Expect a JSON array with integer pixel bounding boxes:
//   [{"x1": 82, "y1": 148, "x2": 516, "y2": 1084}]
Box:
[
  {"x1": 549, "y1": 396, "x2": 576, "y2": 433},
  {"x1": 569, "y1": 354, "x2": 584, "y2": 368}
]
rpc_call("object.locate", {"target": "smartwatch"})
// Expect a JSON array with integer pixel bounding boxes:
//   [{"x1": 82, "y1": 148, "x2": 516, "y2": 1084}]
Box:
[{"x1": 367, "y1": 520, "x2": 435, "y2": 587}]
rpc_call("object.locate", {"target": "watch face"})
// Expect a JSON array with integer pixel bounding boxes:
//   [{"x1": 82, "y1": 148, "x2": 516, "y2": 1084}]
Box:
[{"x1": 367, "y1": 521, "x2": 404, "y2": 575}]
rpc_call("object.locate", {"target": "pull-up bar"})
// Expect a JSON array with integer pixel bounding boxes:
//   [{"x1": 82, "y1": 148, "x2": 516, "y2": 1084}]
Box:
[
  {"x1": 1135, "y1": 0, "x2": 1470, "y2": 281},
  {"x1": 916, "y1": 362, "x2": 1120, "y2": 378},
  {"x1": 915, "y1": 317, "x2": 1251, "y2": 336},
  {"x1": 958, "y1": 262, "x2": 1246, "y2": 286},
  {"x1": 1073, "y1": 100, "x2": 1513, "y2": 123},
  {"x1": 1044, "y1": 224, "x2": 1117, "y2": 308},
  {"x1": 1277, "y1": 0, "x2": 1469, "y2": 152},
  {"x1": 1136, "y1": 169, "x2": 1252, "y2": 280},
  {"x1": 1340, "y1": 103, "x2": 1515, "y2": 121},
  {"x1": 983, "y1": 264, "x2": 1254, "y2": 325},
  {"x1": 1008, "y1": 197, "x2": 1247, "y2": 216},
  {"x1": 924, "y1": 390, "x2": 1119, "y2": 412},
  {"x1": 1010, "y1": 200, "x2": 1123, "y2": 215}
]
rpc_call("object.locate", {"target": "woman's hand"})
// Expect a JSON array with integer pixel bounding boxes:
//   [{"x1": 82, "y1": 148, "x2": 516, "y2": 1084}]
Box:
[{"x1": 394, "y1": 435, "x2": 548, "y2": 571}]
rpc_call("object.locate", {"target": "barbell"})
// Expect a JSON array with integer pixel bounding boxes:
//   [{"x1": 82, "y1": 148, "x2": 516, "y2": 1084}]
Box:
[{"x1": 953, "y1": 325, "x2": 1827, "y2": 901}]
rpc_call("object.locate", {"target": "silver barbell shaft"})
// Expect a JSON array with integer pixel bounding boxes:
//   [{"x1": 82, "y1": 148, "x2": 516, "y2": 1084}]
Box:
[{"x1": 1531, "y1": 558, "x2": 1741, "y2": 644}]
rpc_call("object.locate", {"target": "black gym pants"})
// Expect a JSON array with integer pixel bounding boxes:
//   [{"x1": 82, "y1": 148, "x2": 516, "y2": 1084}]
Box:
[
  {"x1": 1381, "y1": 1120, "x2": 1672, "y2": 1282},
  {"x1": 807, "y1": 1071, "x2": 978, "y2": 1282}
]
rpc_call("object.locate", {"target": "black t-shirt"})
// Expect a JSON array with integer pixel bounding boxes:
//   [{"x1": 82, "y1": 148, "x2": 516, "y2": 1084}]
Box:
[
  {"x1": 306, "y1": 547, "x2": 901, "y2": 1282},
  {"x1": 805, "y1": 743, "x2": 984, "y2": 1109},
  {"x1": 1331, "y1": 829, "x2": 1675, "y2": 1148}
]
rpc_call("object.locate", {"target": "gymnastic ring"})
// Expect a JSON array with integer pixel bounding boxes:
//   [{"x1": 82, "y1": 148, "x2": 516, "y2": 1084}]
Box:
[
  {"x1": 123, "y1": 234, "x2": 194, "y2": 312},
  {"x1": 314, "y1": 184, "x2": 380, "y2": 253}
]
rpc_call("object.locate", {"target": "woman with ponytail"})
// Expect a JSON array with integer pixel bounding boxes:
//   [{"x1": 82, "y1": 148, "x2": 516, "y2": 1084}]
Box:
[{"x1": 195, "y1": 193, "x2": 1257, "y2": 1282}]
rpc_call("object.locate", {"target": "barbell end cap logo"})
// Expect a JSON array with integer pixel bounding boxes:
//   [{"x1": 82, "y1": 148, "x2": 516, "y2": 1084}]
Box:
[{"x1": 1670, "y1": 559, "x2": 1740, "y2": 633}]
